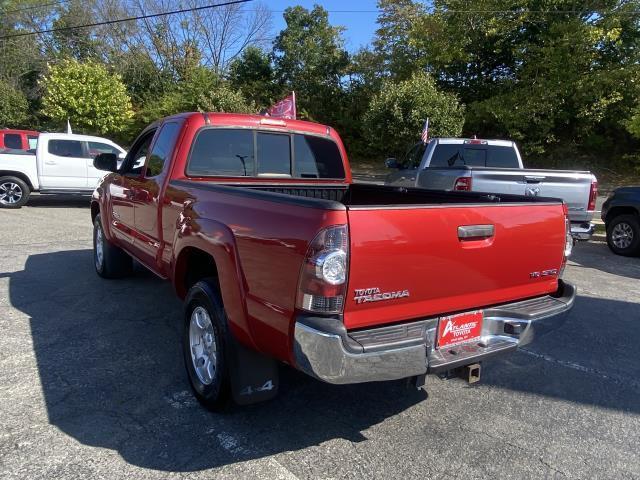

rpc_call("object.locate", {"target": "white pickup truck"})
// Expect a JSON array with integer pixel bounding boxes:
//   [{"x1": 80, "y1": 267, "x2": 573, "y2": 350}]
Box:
[
  {"x1": 385, "y1": 138, "x2": 598, "y2": 240},
  {"x1": 0, "y1": 132, "x2": 125, "y2": 208}
]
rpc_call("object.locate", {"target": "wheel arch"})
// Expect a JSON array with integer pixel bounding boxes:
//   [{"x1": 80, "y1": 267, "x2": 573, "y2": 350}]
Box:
[
  {"x1": 0, "y1": 170, "x2": 34, "y2": 190},
  {"x1": 605, "y1": 206, "x2": 639, "y2": 224},
  {"x1": 173, "y1": 222, "x2": 255, "y2": 349}
]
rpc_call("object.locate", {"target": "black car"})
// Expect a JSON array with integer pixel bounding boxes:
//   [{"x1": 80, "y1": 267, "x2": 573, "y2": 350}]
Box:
[{"x1": 601, "y1": 186, "x2": 640, "y2": 256}]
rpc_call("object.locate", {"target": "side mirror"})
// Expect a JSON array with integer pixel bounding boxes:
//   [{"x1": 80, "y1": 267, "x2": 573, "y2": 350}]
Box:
[
  {"x1": 385, "y1": 158, "x2": 400, "y2": 169},
  {"x1": 93, "y1": 152, "x2": 118, "y2": 172}
]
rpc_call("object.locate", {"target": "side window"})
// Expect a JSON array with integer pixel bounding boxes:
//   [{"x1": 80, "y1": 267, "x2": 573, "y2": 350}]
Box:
[
  {"x1": 88, "y1": 141, "x2": 121, "y2": 159},
  {"x1": 4, "y1": 134, "x2": 22, "y2": 149},
  {"x1": 27, "y1": 136, "x2": 38, "y2": 150},
  {"x1": 123, "y1": 131, "x2": 155, "y2": 176},
  {"x1": 294, "y1": 134, "x2": 345, "y2": 179},
  {"x1": 403, "y1": 143, "x2": 426, "y2": 169},
  {"x1": 187, "y1": 129, "x2": 254, "y2": 176},
  {"x1": 48, "y1": 140, "x2": 84, "y2": 158},
  {"x1": 257, "y1": 132, "x2": 291, "y2": 176},
  {"x1": 145, "y1": 123, "x2": 180, "y2": 177}
]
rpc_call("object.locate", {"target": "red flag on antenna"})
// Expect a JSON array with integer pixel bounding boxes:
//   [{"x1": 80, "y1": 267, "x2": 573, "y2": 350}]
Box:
[{"x1": 266, "y1": 92, "x2": 297, "y2": 119}]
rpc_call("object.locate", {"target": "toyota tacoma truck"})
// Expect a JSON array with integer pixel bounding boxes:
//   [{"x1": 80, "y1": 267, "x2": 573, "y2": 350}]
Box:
[
  {"x1": 385, "y1": 138, "x2": 598, "y2": 240},
  {"x1": 91, "y1": 112, "x2": 576, "y2": 410}
]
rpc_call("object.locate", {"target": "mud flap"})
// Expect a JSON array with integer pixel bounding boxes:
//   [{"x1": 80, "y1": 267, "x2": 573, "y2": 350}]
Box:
[{"x1": 227, "y1": 335, "x2": 279, "y2": 405}]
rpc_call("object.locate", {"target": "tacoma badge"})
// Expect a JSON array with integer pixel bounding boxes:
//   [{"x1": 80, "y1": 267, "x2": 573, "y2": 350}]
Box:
[
  {"x1": 353, "y1": 287, "x2": 410, "y2": 304},
  {"x1": 529, "y1": 269, "x2": 558, "y2": 278}
]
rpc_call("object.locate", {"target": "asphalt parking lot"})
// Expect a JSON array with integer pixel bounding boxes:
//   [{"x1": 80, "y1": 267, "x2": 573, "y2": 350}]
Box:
[{"x1": 1, "y1": 194, "x2": 639, "y2": 479}]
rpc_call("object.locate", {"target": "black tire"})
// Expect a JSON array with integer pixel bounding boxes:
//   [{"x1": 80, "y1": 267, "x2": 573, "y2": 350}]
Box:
[
  {"x1": 606, "y1": 214, "x2": 640, "y2": 257},
  {"x1": 183, "y1": 279, "x2": 232, "y2": 412},
  {"x1": 93, "y1": 215, "x2": 133, "y2": 278},
  {"x1": 0, "y1": 176, "x2": 30, "y2": 208}
]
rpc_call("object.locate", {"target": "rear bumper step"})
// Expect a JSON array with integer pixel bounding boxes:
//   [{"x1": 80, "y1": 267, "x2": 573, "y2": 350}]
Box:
[{"x1": 293, "y1": 281, "x2": 576, "y2": 384}]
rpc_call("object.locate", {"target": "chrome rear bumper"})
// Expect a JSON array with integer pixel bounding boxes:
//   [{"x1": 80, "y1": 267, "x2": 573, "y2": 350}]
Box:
[
  {"x1": 293, "y1": 281, "x2": 576, "y2": 384},
  {"x1": 570, "y1": 222, "x2": 595, "y2": 240}
]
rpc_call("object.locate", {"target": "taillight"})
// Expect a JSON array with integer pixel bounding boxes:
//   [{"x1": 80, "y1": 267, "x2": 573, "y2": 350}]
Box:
[
  {"x1": 453, "y1": 177, "x2": 472, "y2": 191},
  {"x1": 560, "y1": 204, "x2": 572, "y2": 276},
  {"x1": 296, "y1": 225, "x2": 349, "y2": 314},
  {"x1": 588, "y1": 180, "x2": 598, "y2": 211}
]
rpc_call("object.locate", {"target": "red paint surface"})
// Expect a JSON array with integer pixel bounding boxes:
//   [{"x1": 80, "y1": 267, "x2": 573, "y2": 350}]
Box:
[
  {"x1": 0, "y1": 129, "x2": 39, "y2": 150},
  {"x1": 344, "y1": 204, "x2": 564, "y2": 329}
]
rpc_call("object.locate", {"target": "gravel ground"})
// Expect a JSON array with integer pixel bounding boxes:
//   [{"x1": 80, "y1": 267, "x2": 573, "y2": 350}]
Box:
[{"x1": 0, "y1": 194, "x2": 639, "y2": 479}]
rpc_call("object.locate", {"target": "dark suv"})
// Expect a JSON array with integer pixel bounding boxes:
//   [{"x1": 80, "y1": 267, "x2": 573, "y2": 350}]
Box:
[{"x1": 601, "y1": 186, "x2": 640, "y2": 256}]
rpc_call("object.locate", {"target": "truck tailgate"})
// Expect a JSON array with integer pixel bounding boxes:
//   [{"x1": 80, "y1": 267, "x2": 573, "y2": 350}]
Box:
[
  {"x1": 344, "y1": 203, "x2": 565, "y2": 330},
  {"x1": 471, "y1": 168, "x2": 594, "y2": 222}
]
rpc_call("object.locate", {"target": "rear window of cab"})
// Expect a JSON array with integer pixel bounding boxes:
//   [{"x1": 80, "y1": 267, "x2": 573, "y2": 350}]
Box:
[{"x1": 187, "y1": 128, "x2": 345, "y2": 179}]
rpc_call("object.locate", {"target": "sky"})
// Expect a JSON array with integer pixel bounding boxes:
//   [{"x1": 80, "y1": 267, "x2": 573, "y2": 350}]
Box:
[{"x1": 267, "y1": 0, "x2": 381, "y2": 52}]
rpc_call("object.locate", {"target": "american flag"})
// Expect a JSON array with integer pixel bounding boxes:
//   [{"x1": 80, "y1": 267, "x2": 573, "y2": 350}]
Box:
[{"x1": 421, "y1": 118, "x2": 429, "y2": 144}]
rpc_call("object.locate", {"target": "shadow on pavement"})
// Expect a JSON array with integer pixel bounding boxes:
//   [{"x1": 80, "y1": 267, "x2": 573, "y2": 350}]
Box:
[
  {"x1": 570, "y1": 240, "x2": 640, "y2": 280},
  {"x1": 5, "y1": 248, "x2": 640, "y2": 471},
  {"x1": 6, "y1": 249, "x2": 426, "y2": 472}
]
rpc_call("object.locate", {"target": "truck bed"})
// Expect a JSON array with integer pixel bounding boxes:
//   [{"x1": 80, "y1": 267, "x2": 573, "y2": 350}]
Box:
[
  {"x1": 171, "y1": 179, "x2": 566, "y2": 329},
  {"x1": 181, "y1": 181, "x2": 561, "y2": 208}
]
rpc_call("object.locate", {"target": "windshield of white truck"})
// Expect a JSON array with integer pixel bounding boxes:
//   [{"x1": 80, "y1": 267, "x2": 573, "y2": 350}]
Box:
[{"x1": 430, "y1": 144, "x2": 519, "y2": 168}]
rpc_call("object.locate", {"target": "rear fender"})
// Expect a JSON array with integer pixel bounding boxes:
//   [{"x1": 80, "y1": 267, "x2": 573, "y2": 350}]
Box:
[{"x1": 172, "y1": 217, "x2": 255, "y2": 349}]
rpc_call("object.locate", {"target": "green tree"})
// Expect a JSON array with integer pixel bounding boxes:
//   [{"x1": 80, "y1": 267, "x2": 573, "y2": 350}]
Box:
[
  {"x1": 373, "y1": 0, "x2": 425, "y2": 80},
  {"x1": 228, "y1": 46, "x2": 277, "y2": 108},
  {"x1": 363, "y1": 72, "x2": 465, "y2": 158},
  {"x1": 626, "y1": 105, "x2": 640, "y2": 139},
  {"x1": 0, "y1": 80, "x2": 29, "y2": 127},
  {"x1": 113, "y1": 50, "x2": 173, "y2": 107},
  {"x1": 272, "y1": 5, "x2": 349, "y2": 124},
  {"x1": 138, "y1": 65, "x2": 253, "y2": 125},
  {"x1": 408, "y1": 0, "x2": 640, "y2": 156},
  {"x1": 40, "y1": 59, "x2": 134, "y2": 134},
  {"x1": 51, "y1": 0, "x2": 100, "y2": 60}
]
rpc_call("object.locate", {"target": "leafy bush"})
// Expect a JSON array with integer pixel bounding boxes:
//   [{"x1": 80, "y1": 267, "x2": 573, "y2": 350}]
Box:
[
  {"x1": 363, "y1": 72, "x2": 464, "y2": 159},
  {"x1": 0, "y1": 81, "x2": 29, "y2": 128},
  {"x1": 41, "y1": 59, "x2": 133, "y2": 134}
]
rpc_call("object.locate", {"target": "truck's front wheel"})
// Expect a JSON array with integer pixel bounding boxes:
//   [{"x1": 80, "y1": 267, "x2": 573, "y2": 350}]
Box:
[
  {"x1": 0, "y1": 176, "x2": 30, "y2": 208},
  {"x1": 183, "y1": 279, "x2": 232, "y2": 412},
  {"x1": 93, "y1": 216, "x2": 133, "y2": 278}
]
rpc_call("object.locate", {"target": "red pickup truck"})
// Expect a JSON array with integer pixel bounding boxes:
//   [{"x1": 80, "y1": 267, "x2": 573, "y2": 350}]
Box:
[
  {"x1": 0, "y1": 129, "x2": 39, "y2": 152},
  {"x1": 91, "y1": 112, "x2": 576, "y2": 410}
]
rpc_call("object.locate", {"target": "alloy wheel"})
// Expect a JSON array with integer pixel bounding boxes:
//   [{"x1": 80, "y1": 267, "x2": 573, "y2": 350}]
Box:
[
  {"x1": 611, "y1": 222, "x2": 634, "y2": 249},
  {"x1": 0, "y1": 182, "x2": 23, "y2": 205},
  {"x1": 189, "y1": 306, "x2": 218, "y2": 385},
  {"x1": 95, "y1": 223, "x2": 104, "y2": 270}
]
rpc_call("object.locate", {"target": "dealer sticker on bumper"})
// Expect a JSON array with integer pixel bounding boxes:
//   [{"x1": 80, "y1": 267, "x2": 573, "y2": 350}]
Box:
[{"x1": 437, "y1": 310, "x2": 484, "y2": 348}]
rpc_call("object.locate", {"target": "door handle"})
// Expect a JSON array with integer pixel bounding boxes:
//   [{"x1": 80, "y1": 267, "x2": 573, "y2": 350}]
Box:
[
  {"x1": 45, "y1": 160, "x2": 57, "y2": 165},
  {"x1": 524, "y1": 175, "x2": 545, "y2": 183},
  {"x1": 458, "y1": 225, "x2": 495, "y2": 240}
]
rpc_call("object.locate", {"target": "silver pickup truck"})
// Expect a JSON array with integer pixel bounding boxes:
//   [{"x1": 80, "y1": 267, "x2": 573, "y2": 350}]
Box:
[{"x1": 385, "y1": 138, "x2": 598, "y2": 240}]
